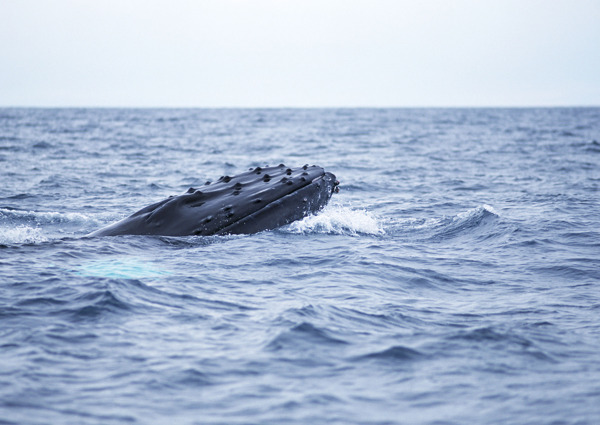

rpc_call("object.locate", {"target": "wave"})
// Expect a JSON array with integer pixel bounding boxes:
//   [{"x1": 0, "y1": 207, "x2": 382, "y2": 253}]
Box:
[
  {"x1": 434, "y1": 204, "x2": 500, "y2": 239},
  {"x1": 0, "y1": 207, "x2": 103, "y2": 244},
  {"x1": 266, "y1": 322, "x2": 348, "y2": 352},
  {"x1": 284, "y1": 205, "x2": 384, "y2": 236},
  {"x1": 353, "y1": 345, "x2": 424, "y2": 362},
  {"x1": 389, "y1": 204, "x2": 501, "y2": 241},
  {"x1": 445, "y1": 326, "x2": 556, "y2": 363},
  {"x1": 58, "y1": 289, "x2": 133, "y2": 323},
  {"x1": 0, "y1": 207, "x2": 96, "y2": 226},
  {"x1": 0, "y1": 224, "x2": 48, "y2": 245}
]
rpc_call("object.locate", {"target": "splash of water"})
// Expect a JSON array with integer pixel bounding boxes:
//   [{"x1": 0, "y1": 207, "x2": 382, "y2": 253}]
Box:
[
  {"x1": 285, "y1": 205, "x2": 384, "y2": 236},
  {"x1": 0, "y1": 225, "x2": 48, "y2": 245},
  {"x1": 0, "y1": 207, "x2": 97, "y2": 226}
]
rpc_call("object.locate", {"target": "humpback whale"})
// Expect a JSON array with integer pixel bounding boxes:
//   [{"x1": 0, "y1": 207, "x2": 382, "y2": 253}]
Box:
[{"x1": 89, "y1": 164, "x2": 339, "y2": 237}]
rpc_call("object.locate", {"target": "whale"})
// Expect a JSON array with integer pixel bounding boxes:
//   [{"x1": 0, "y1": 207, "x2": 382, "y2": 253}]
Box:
[{"x1": 89, "y1": 164, "x2": 339, "y2": 237}]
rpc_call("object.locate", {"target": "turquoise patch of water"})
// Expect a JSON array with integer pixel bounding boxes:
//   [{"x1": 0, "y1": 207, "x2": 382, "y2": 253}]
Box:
[{"x1": 74, "y1": 258, "x2": 170, "y2": 279}]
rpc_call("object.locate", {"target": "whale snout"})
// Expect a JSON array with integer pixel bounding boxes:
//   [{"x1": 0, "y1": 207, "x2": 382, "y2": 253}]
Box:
[{"x1": 323, "y1": 172, "x2": 340, "y2": 194}]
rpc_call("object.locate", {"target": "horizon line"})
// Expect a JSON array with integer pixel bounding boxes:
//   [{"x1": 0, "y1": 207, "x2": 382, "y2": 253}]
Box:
[{"x1": 1, "y1": 104, "x2": 599, "y2": 109}]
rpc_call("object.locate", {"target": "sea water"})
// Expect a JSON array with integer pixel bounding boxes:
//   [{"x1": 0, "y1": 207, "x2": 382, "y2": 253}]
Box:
[{"x1": 1, "y1": 108, "x2": 599, "y2": 424}]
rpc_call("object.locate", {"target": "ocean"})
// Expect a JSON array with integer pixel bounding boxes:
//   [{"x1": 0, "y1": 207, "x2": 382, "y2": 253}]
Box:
[{"x1": 1, "y1": 107, "x2": 599, "y2": 424}]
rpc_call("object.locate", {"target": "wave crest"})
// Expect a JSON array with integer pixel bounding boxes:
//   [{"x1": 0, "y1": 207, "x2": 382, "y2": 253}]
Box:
[
  {"x1": 0, "y1": 225, "x2": 48, "y2": 245},
  {"x1": 389, "y1": 204, "x2": 501, "y2": 241},
  {"x1": 0, "y1": 207, "x2": 95, "y2": 226},
  {"x1": 0, "y1": 207, "x2": 103, "y2": 244},
  {"x1": 284, "y1": 205, "x2": 384, "y2": 236}
]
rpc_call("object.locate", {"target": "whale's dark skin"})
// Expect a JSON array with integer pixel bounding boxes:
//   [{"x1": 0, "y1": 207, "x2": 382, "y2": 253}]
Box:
[{"x1": 89, "y1": 164, "x2": 339, "y2": 237}]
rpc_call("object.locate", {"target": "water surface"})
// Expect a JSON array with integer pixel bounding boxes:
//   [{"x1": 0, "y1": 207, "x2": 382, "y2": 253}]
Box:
[{"x1": 1, "y1": 108, "x2": 599, "y2": 424}]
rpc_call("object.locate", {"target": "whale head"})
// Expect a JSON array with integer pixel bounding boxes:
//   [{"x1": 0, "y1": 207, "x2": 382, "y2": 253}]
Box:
[{"x1": 90, "y1": 164, "x2": 339, "y2": 237}]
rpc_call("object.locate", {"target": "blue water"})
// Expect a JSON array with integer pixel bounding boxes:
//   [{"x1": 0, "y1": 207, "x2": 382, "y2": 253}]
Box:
[{"x1": 1, "y1": 108, "x2": 599, "y2": 424}]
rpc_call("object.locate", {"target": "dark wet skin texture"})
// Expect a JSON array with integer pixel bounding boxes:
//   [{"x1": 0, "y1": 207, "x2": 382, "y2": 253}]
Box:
[{"x1": 89, "y1": 164, "x2": 339, "y2": 237}]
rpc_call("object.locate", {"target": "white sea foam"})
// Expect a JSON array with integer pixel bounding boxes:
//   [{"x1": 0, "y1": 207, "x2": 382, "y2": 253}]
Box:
[
  {"x1": 0, "y1": 225, "x2": 48, "y2": 244},
  {"x1": 0, "y1": 208, "x2": 94, "y2": 225},
  {"x1": 454, "y1": 204, "x2": 498, "y2": 221},
  {"x1": 285, "y1": 205, "x2": 384, "y2": 236},
  {"x1": 0, "y1": 208, "x2": 105, "y2": 243}
]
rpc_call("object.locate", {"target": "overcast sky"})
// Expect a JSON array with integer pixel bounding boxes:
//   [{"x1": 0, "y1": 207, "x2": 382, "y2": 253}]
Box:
[{"x1": 1, "y1": 0, "x2": 599, "y2": 107}]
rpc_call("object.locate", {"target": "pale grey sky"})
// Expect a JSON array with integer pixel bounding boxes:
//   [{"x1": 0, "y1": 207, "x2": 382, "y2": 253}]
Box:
[{"x1": 1, "y1": 0, "x2": 599, "y2": 107}]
